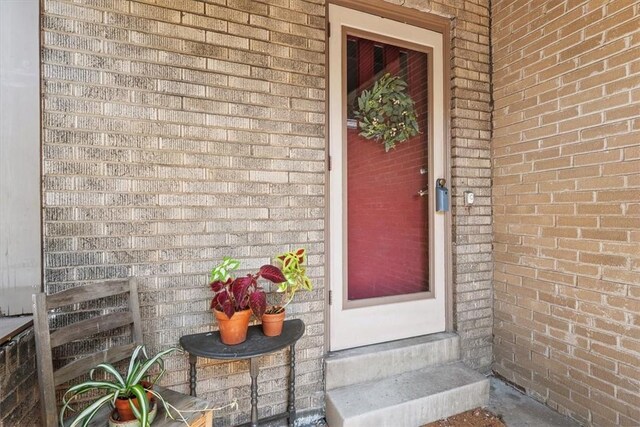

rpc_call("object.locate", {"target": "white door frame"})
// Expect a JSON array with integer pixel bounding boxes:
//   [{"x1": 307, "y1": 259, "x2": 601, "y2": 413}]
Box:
[{"x1": 326, "y1": 1, "x2": 453, "y2": 351}]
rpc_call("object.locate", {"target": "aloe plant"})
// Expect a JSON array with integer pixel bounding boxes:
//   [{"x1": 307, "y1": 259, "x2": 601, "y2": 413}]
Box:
[
  {"x1": 209, "y1": 257, "x2": 286, "y2": 319},
  {"x1": 60, "y1": 345, "x2": 179, "y2": 427}
]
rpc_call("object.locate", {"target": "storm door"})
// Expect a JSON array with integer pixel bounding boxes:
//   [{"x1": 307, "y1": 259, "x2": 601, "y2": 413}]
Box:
[{"x1": 329, "y1": 4, "x2": 449, "y2": 350}]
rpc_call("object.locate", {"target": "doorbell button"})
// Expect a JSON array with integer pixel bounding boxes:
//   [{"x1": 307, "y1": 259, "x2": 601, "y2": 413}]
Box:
[{"x1": 464, "y1": 191, "x2": 475, "y2": 205}]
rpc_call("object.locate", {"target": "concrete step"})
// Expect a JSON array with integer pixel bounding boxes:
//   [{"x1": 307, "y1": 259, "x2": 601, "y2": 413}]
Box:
[
  {"x1": 325, "y1": 362, "x2": 490, "y2": 427},
  {"x1": 325, "y1": 332, "x2": 459, "y2": 390}
]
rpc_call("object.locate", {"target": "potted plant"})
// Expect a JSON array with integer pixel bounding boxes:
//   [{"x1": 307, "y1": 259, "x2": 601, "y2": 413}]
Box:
[
  {"x1": 60, "y1": 345, "x2": 179, "y2": 427},
  {"x1": 262, "y1": 248, "x2": 313, "y2": 337},
  {"x1": 210, "y1": 257, "x2": 286, "y2": 345}
]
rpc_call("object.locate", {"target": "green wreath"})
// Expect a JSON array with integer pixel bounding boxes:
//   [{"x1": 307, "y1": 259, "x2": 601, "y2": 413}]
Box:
[{"x1": 354, "y1": 73, "x2": 420, "y2": 152}]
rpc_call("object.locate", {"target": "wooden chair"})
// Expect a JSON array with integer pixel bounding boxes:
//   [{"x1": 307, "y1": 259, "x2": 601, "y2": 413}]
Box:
[{"x1": 33, "y1": 278, "x2": 213, "y2": 427}]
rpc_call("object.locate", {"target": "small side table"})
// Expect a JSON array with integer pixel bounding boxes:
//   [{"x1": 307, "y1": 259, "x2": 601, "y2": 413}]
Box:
[{"x1": 179, "y1": 319, "x2": 305, "y2": 427}]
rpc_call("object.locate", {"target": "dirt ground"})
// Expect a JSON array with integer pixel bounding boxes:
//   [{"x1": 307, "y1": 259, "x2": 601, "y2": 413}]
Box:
[{"x1": 423, "y1": 408, "x2": 506, "y2": 427}]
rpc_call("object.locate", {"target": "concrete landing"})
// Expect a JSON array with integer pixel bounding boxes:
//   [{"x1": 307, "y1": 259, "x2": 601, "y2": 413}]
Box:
[
  {"x1": 488, "y1": 378, "x2": 582, "y2": 427},
  {"x1": 326, "y1": 362, "x2": 489, "y2": 427}
]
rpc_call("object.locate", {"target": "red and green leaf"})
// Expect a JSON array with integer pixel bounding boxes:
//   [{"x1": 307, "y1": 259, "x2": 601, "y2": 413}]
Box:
[
  {"x1": 248, "y1": 291, "x2": 266, "y2": 319},
  {"x1": 221, "y1": 297, "x2": 235, "y2": 319},
  {"x1": 210, "y1": 280, "x2": 227, "y2": 292},
  {"x1": 232, "y1": 276, "x2": 254, "y2": 306},
  {"x1": 259, "y1": 265, "x2": 286, "y2": 283}
]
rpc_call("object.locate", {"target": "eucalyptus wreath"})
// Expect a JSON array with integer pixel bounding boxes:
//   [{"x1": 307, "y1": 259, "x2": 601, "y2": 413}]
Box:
[{"x1": 354, "y1": 73, "x2": 420, "y2": 152}]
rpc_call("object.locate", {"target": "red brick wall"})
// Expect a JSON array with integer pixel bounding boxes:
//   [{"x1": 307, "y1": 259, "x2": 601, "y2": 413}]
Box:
[{"x1": 492, "y1": 1, "x2": 640, "y2": 425}]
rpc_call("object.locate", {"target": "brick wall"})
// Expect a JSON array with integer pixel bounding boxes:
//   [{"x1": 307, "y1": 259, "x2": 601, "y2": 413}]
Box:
[
  {"x1": 41, "y1": 0, "x2": 326, "y2": 425},
  {"x1": 40, "y1": 0, "x2": 494, "y2": 423},
  {"x1": 382, "y1": 0, "x2": 494, "y2": 370},
  {"x1": 0, "y1": 328, "x2": 39, "y2": 427},
  {"x1": 492, "y1": 1, "x2": 640, "y2": 425}
]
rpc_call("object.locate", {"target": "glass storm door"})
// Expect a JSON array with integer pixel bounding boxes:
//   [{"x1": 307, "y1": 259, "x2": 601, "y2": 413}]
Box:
[{"x1": 329, "y1": 4, "x2": 448, "y2": 351}]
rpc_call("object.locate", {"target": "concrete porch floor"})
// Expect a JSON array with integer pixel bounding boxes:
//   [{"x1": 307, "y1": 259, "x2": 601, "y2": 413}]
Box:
[
  {"x1": 487, "y1": 377, "x2": 581, "y2": 427},
  {"x1": 315, "y1": 376, "x2": 582, "y2": 426}
]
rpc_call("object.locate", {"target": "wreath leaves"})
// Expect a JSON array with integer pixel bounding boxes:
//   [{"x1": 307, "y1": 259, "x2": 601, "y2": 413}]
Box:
[{"x1": 353, "y1": 73, "x2": 420, "y2": 152}]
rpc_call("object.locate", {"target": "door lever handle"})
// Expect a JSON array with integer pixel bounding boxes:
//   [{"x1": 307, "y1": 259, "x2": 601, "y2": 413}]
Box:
[{"x1": 418, "y1": 189, "x2": 428, "y2": 197}]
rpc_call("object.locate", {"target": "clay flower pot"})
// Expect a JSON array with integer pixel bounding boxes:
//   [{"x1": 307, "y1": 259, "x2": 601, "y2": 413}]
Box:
[
  {"x1": 214, "y1": 308, "x2": 251, "y2": 345},
  {"x1": 110, "y1": 397, "x2": 157, "y2": 426},
  {"x1": 262, "y1": 309, "x2": 285, "y2": 337},
  {"x1": 114, "y1": 381, "x2": 154, "y2": 422}
]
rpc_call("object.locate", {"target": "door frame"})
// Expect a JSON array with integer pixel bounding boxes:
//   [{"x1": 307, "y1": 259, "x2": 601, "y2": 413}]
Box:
[{"x1": 324, "y1": 0, "x2": 453, "y2": 351}]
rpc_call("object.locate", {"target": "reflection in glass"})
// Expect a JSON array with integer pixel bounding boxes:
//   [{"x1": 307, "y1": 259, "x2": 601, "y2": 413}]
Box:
[{"x1": 346, "y1": 35, "x2": 429, "y2": 300}]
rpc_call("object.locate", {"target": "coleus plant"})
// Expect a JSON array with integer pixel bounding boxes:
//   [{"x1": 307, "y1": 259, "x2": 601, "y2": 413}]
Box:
[
  {"x1": 209, "y1": 257, "x2": 287, "y2": 319},
  {"x1": 267, "y1": 248, "x2": 313, "y2": 314}
]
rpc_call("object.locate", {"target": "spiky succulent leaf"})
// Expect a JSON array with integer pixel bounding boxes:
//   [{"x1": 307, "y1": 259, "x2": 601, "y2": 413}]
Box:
[
  {"x1": 80, "y1": 401, "x2": 107, "y2": 427},
  {"x1": 131, "y1": 347, "x2": 178, "y2": 385},
  {"x1": 149, "y1": 390, "x2": 177, "y2": 421},
  {"x1": 125, "y1": 346, "x2": 145, "y2": 384},
  {"x1": 67, "y1": 394, "x2": 113, "y2": 427},
  {"x1": 89, "y1": 362, "x2": 125, "y2": 387},
  {"x1": 129, "y1": 384, "x2": 149, "y2": 427},
  {"x1": 64, "y1": 381, "x2": 120, "y2": 399}
]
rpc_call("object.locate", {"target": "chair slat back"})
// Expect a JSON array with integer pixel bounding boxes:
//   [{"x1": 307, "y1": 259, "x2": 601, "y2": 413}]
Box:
[
  {"x1": 33, "y1": 278, "x2": 143, "y2": 427},
  {"x1": 46, "y1": 280, "x2": 130, "y2": 309}
]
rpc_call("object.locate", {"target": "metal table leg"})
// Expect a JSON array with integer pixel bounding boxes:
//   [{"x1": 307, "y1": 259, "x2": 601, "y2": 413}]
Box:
[
  {"x1": 250, "y1": 357, "x2": 259, "y2": 427},
  {"x1": 189, "y1": 353, "x2": 198, "y2": 397},
  {"x1": 288, "y1": 343, "x2": 296, "y2": 427}
]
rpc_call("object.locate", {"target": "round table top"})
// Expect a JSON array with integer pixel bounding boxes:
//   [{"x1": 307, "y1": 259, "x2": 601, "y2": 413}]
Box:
[{"x1": 179, "y1": 319, "x2": 305, "y2": 360}]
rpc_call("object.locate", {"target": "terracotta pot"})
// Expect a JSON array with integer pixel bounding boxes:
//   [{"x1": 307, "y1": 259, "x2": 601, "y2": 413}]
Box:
[
  {"x1": 114, "y1": 382, "x2": 154, "y2": 422},
  {"x1": 214, "y1": 308, "x2": 251, "y2": 345},
  {"x1": 262, "y1": 309, "x2": 285, "y2": 337},
  {"x1": 110, "y1": 398, "x2": 157, "y2": 426}
]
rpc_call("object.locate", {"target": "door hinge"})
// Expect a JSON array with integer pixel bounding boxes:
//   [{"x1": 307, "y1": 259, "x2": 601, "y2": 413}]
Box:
[
  {"x1": 327, "y1": 22, "x2": 331, "y2": 38},
  {"x1": 328, "y1": 290, "x2": 332, "y2": 305},
  {"x1": 328, "y1": 155, "x2": 332, "y2": 171}
]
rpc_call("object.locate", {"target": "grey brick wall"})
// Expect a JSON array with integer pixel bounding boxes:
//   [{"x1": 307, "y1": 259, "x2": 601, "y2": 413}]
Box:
[
  {"x1": 41, "y1": 0, "x2": 326, "y2": 425},
  {"x1": 0, "y1": 328, "x2": 39, "y2": 427}
]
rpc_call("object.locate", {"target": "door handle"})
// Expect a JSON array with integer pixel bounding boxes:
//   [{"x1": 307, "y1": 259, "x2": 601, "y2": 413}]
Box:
[{"x1": 418, "y1": 189, "x2": 428, "y2": 197}]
